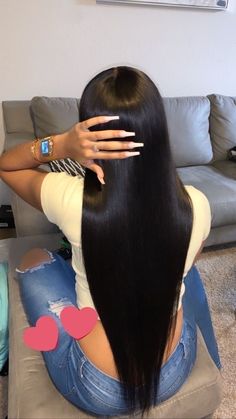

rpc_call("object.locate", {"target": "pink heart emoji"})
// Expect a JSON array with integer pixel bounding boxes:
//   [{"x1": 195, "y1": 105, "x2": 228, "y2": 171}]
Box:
[
  {"x1": 23, "y1": 316, "x2": 59, "y2": 351},
  {"x1": 60, "y1": 306, "x2": 98, "y2": 339}
]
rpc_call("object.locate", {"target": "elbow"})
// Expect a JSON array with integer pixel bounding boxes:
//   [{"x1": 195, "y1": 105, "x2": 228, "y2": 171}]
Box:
[
  {"x1": 0, "y1": 160, "x2": 7, "y2": 174},
  {"x1": 0, "y1": 152, "x2": 5, "y2": 172},
  {"x1": 0, "y1": 170, "x2": 10, "y2": 184},
  {"x1": 0, "y1": 170, "x2": 6, "y2": 184}
]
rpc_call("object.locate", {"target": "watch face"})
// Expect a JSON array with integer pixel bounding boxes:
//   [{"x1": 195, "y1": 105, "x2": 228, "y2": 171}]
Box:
[{"x1": 41, "y1": 139, "x2": 50, "y2": 156}]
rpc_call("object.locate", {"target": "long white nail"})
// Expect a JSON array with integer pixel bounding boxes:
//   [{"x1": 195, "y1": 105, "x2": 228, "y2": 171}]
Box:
[
  {"x1": 130, "y1": 142, "x2": 144, "y2": 148},
  {"x1": 129, "y1": 152, "x2": 140, "y2": 156},
  {"x1": 98, "y1": 176, "x2": 105, "y2": 185},
  {"x1": 121, "y1": 131, "x2": 136, "y2": 137},
  {"x1": 105, "y1": 116, "x2": 119, "y2": 121}
]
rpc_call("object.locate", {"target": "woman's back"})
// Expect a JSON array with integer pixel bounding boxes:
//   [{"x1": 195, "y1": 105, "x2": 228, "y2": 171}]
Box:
[
  {"x1": 40, "y1": 68, "x2": 210, "y2": 417},
  {"x1": 41, "y1": 173, "x2": 211, "y2": 379}
]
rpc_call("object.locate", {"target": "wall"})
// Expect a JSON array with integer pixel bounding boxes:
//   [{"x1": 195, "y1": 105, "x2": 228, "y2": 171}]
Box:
[{"x1": 0, "y1": 0, "x2": 236, "y2": 153}]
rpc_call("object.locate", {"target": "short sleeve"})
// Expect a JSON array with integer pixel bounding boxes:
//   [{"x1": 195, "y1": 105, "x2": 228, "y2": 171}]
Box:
[
  {"x1": 185, "y1": 185, "x2": 212, "y2": 242},
  {"x1": 195, "y1": 188, "x2": 212, "y2": 241},
  {"x1": 201, "y1": 192, "x2": 211, "y2": 240},
  {"x1": 40, "y1": 172, "x2": 84, "y2": 240},
  {"x1": 183, "y1": 185, "x2": 212, "y2": 278}
]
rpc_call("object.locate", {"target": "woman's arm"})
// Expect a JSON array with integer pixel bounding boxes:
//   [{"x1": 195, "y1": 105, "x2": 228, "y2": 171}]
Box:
[
  {"x1": 0, "y1": 132, "x2": 68, "y2": 212},
  {"x1": 0, "y1": 116, "x2": 142, "y2": 212}
]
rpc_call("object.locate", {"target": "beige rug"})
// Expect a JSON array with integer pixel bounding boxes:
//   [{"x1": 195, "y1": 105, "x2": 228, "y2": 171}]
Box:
[
  {"x1": 0, "y1": 244, "x2": 235, "y2": 419},
  {"x1": 196, "y1": 244, "x2": 236, "y2": 419}
]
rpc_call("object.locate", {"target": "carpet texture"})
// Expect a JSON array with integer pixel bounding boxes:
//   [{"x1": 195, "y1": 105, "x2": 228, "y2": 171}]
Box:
[
  {"x1": 0, "y1": 244, "x2": 235, "y2": 419},
  {"x1": 196, "y1": 244, "x2": 236, "y2": 419}
]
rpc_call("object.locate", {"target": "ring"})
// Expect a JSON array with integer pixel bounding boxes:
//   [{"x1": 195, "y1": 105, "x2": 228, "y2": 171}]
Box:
[{"x1": 93, "y1": 145, "x2": 99, "y2": 152}]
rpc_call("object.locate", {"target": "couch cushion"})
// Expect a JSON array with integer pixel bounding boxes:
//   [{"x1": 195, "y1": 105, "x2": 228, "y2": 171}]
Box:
[
  {"x1": 30, "y1": 97, "x2": 80, "y2": 138},
  {"x1": 30, "y1": 96, "x2": 213, "y2": 168},
  {"x1": 11, "y1": 192, "x2": 60, "y2": 237},
  {"x1": 212, "y1": 160, "x2": 236, "y2": 180},
  {"x1": 2, "y1": 101, "x2": 34, "y2": 135},
  {"x1": 208, "y1": 94, "x2": 236, "y2": 161},
  {"x1": 8, "y1": 235, "x2": 222, "y2": 419},
  {"x1": 4, "y1": 133, "x2": 34, "y2": 151},
  {"x1": 163, "y1": 96, "x2": 213, "y2": 167},
  {"x1": 178, "y1": 164, "x2": 236, "y2": 228},
  {"x1": 30, "y1": 97, "x2": 84, "y2": 177}
]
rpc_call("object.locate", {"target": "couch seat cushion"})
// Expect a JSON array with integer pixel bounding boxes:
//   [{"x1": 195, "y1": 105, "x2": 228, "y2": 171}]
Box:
[{"x1": 178, "y1": 164, "x2": 236, "y2": 228}]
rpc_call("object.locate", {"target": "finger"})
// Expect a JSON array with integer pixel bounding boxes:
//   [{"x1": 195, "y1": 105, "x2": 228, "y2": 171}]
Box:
[
  {"x1": 87, "y1": 130, "x2": 136, "y2": 142},
  {"x1": 93, "y1": 151, "x2": 141, "y2": 160},
  {"x1": 81, "y1": 115, "x2": 119, "y2": 130},
  {"x1": 84, "y1": 161, "x2": 105, "y2": 184},
  {"x1": 92, "y1": 141, "x2": 144, "y2": 151}
]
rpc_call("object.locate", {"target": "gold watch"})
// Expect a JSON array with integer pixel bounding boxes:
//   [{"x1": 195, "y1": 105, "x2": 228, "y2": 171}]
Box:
[{"x1": 31, "y1": 136, "x2": 54, "y2": 162}]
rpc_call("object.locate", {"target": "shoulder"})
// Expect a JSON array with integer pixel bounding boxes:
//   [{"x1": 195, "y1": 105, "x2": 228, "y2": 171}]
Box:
[{"x1": 183, "y1": 185, "x2": 211, "y2": 277}]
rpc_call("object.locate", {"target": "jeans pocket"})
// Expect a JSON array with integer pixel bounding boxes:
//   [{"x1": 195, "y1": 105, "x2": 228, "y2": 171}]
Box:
[
  {"x1": 158, "y1": 350, "x2": 187, "y2": 401},
  {"x1": 158, "y1": 321, "x2": 197, "y2": 403},
  {"x1": 44, "y1": 353, "x2": 75, "y2": 397},
  {"x1": 178, "y1": 320, "x2": 197, "y2": 364},
  {"x1": 61, "y1": 384, "x2": 76, "y2": 397},
  {"x1": 58, "y1": 363, "x2": 76, "y2": 397},
  {"x1": 158, "y1": 374, "x2": 185, "y2": 402},
  {"x1": 184, "y1": 319, "x2": 197, "y2": 346}
]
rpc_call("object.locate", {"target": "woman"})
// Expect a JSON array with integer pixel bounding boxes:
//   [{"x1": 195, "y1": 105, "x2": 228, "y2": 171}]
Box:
[{"x1": 0, "y1": 66, "x2": 221, "y2": 417}]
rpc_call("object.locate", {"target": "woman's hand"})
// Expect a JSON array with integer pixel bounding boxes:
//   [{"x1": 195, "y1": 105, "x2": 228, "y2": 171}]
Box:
[
  {"x1": 63, "y1": 116, "x2": 143, "y2": 184},
  {"x1": 0, "y1": 115, "x2": 143, "y2": 212}
]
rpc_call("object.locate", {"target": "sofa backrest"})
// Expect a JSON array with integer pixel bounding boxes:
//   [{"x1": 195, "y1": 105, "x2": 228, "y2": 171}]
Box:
[
  {"x1": 29, "y1": 95, "x2": 213, "y2": 168},
  {"x1": 2, "y1": 95, "x2": 235, "y2": 237},
  {"x1": 30, "y1": 97, "x2": 80, "y2": 138},
  {"x1": 2, "y1": 101, "x2": 34, "y2": 150},
  {"x1": 3, "y1": 94, "x2": 236, "y2": 166}
]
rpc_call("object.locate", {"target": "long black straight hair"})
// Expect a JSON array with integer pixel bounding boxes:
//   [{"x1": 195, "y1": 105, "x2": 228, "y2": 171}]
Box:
[{"x1": 80, "y1": 66, "x2": 193, "y2": 417}]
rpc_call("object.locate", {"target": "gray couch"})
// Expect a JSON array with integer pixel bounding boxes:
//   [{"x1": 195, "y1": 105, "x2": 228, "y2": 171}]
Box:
[
  {"x1": 2, "y1": 95, "x2": 236, "y2": 245},
  {"x1": 3, "y1": 94, "x2": 236, "y2": 418}
]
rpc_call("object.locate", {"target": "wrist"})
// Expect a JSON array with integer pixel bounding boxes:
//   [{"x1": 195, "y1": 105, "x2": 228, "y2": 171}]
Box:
[{"x1": 52, "y1": 132, "x2": 69, "y2": 160}]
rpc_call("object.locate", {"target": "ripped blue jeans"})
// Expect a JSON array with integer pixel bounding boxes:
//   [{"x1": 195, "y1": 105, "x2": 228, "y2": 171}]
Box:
[{"x1": 16, "y1": 250, "x2": 221, "y2": 417}]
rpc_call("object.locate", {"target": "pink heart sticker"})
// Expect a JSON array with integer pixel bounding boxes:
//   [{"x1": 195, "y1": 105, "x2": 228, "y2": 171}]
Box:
[
  {"x1": 23, "y1": 316, "x2": 59, "y2": 351},
  {"x1": 60, "y1": 306, "x2": 98, "y2": 339}
]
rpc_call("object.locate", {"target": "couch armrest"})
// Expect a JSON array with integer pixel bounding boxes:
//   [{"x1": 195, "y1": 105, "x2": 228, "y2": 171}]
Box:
[{"x1": 11, "y1": 192, "x2": 60, "y2": 237}]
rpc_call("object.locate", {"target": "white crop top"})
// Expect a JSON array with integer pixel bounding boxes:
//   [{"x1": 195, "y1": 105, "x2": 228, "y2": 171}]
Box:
[{"x1": 41, "y1": 172, "x2": 211, "y2": 320}]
